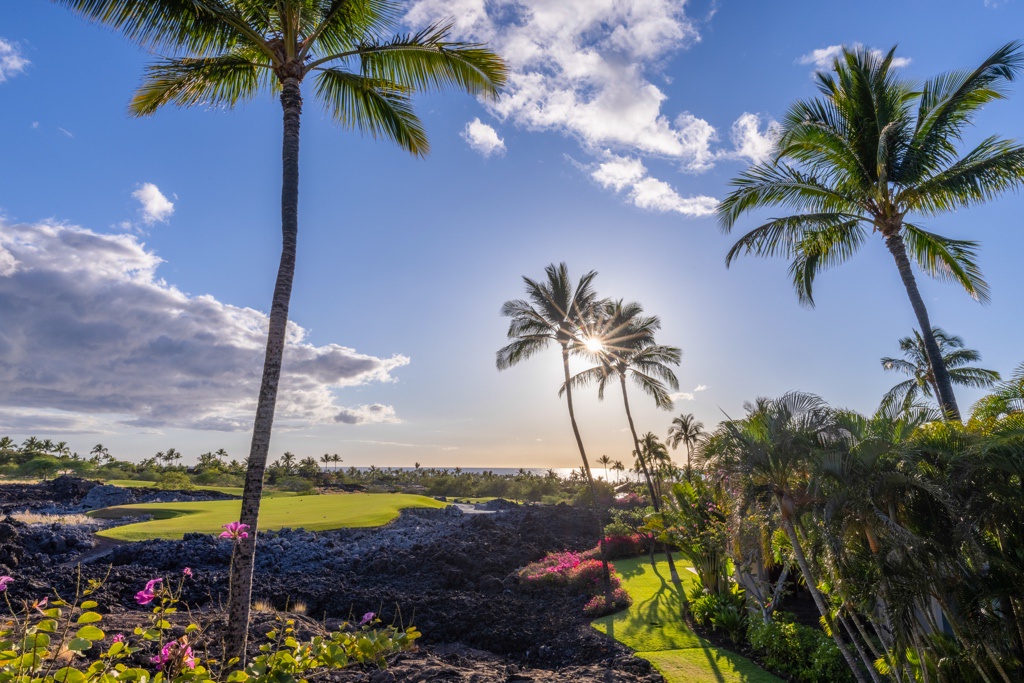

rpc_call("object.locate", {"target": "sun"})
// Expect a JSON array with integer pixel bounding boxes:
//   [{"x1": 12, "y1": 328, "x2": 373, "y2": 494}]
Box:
[{"x1": 583, "y1": 337, "x2": 605, "y2": 353}]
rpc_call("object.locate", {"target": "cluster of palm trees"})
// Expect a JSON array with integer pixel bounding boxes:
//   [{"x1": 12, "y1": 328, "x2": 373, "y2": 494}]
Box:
[
  {"x1": 497, "y1": 262, "x2": 690, "y2": 607},
  {"x1": 697, "y1": 389, "x2": 1024, "y2": 683}
]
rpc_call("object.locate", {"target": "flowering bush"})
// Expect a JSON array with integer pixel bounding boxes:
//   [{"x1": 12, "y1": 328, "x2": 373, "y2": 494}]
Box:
[
  {"x1": 583, "y1": 588, "x2": 632, "y2": 617},
  {"x1": 517, "y1": 550, "x2": 633, "y2": 616},
  {"x1": 601, "y1": 534, "x2": 643, "y2": 559},
  {"x1": 612, "y1": 492, "x2": 646, "y2": 509},
  {"x1": 0, "y1": 525, "x2": 420, "y2": 683}
]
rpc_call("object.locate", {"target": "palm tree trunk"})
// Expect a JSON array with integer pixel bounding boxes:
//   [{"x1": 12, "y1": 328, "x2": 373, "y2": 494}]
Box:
[
  {"x1": 225, "y1": 77, "x2": 302, "y2": 666},
  {"x1": 560, "y1": 346, "x2": 614, "y2": 607},
  {"x1": 884, "y1": 233, "x2": 961, "y2": 421},
  {"x1": 779, "y1": 510, "x2": 870, "y2": 683},
  {"x1": 618, "y1": 374, "x2": 688, "y2": 609}
]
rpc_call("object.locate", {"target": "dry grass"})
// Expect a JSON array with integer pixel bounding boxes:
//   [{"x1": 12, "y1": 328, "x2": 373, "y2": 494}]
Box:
[
  {"x1": 11, "y1": 512, "x2": 94, "y2": 525},
  {"x1": 251, "y1": 599, "x2": 307, "y2": 615}
]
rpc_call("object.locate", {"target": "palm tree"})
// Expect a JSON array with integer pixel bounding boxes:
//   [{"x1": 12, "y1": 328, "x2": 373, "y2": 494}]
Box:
[
  {"x1": 718, "y1": 43, "x2": 1024, "y2": 422},
  {"x1": 566, "y1": 299, "x2": 687, "y2": 597},
  {"x1": 597, "y1": 454, "x2": 613, "y2": 480},
  {"x1": 214, "y1": 448, "x2": 229, "y2": 462},
  {"x1": 497, "y1": 263, "x2": 614, "y2": 601},
  {"x1": 703, "y1": 392, "x2": 874, "y2": 683},
  {"x1": 881, "y1": 327, "x2": 999, "y2": 412},
  {"x1": 332, "y1": 453, "x2": 342, "y2": 471},
  {"x1": 612, "y1": 460, "x2": 625, "y2": 483},
  {"x1": 667, "y1": 413, "x2": 704, "y2": 479},
  {"x1": 57, "y1": 0, "x2": 506, "y2": 661},
  {"x1": 280, "y1": 451, "x2": 297, "y2": 475},
  {"x1": 973, "y1": 361, "x2": 1024, "y2": 419}
]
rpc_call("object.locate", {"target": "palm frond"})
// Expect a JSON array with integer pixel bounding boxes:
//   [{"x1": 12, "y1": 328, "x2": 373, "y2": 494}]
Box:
[
  {"x1": 903, "y1": 136, "x2": 1024, "y2": 214},
  {"x1": 902, "y1": 223, "x2": 990, "y2": 303},
  {"x1": 130, "y1": 51, "x2": 270, "y2": 115},
  {"x1": 313, "y1": 68, "x2": 428, "y2": 154}
]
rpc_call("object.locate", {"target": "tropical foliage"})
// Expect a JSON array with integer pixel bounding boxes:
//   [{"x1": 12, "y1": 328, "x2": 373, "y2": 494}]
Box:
[{"x1": 718, "y1": 42, "x2": 1024, "y2": 420}]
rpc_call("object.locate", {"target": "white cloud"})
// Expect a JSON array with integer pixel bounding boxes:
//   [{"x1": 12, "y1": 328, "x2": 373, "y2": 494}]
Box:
[
  {"x1": 799, "y1": 44, "x2": 911, "y2": 72},
  {"x1": 461, "y1": 117, "x2": 506, "y2": 156},
  {"x1": 591, "y1": 153, "x2": 717, "y2": 217},
  {"x1": 132, "y1": 183, "x2": 175, "y2": 224},
  {"x1": 694, "y1": 384, "x2": 709, "y2": 392},
  {"x1": 727, "y1": 113, "x2": 779, "y2": 164},
  {"x1": 0, "y1": 38, "x2": 29, "y2": 82},
  {"x1": 0, "y1": 220, "x2": 409, "y2": 432},
  {"x1": 669, "y1": 392, "x2": 695, "y2": 402}
]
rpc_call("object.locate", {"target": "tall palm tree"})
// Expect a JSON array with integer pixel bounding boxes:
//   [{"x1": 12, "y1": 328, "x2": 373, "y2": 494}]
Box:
[
  {"x1": 718, "y1": 43, "x2": 1024, "y2": 422},
  {"x1": 497, "y1": 263, "x2": 614, "y2": 601},
  {"x1": 667, "y1": 412, "x2": 704, "y2": 478},
  {"x1": 56, "y1": 1, "x2": 505, "y2": 660},
  {"x1": 881, "y1": 327, "x2": 999, "y2": 411},
  {"x1": 597, "y1": 454, "x2": 613, "y2": 480},
  {"x1": 566, "y1": 300, "x2": 687, "y2": 594}
]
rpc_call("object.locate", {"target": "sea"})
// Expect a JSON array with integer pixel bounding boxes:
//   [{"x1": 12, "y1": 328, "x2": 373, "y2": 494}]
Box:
[{"x1": 339, "y1": 467, "x2": 589, "y2": 479}]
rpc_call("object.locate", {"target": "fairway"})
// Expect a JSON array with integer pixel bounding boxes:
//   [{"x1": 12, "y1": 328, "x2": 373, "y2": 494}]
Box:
[
  {"x1": 592, "y1": 557, "x2": 781, "y2": 683},
  {"x1": 92, "y1": 493, "x2": 447, "y2": 541}
]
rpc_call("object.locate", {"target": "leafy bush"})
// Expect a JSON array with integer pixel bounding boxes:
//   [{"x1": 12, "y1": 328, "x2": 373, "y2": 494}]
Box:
[
  {"x1": 690, "y1": 593, "x2": 722, "y2": 627},
  {"x1": 0, "y1": 569, "x2": 418, "y2": 683},
  {"x1": 157, "y1": 471, "x2": 195, "y2": 490},
  {"x1": 277, "y1": 476, "x2": 315, "y2": 494},
  {"x1": 601, "y1": 534, "x2": 643, "y2": 559},
  {"x1": 747, "y1": 612, "x2": 854, "y2": 683},
  {"x1": 710, "y1": 602, "x2": 747, "y2": 644},
  {"x1": 583, "y1": 588, "x2": 632, "y2": 617}
]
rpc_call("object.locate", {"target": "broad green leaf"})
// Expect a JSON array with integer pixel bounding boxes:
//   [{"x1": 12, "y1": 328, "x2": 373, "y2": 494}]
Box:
[{"x1": 77, "y1": 612, "x2": 102, "y2": 624}]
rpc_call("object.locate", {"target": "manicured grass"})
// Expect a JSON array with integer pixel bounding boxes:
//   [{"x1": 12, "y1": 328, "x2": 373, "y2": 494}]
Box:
[
  {"x1": 92, "y1": 492, "x2": 447, "y2": 541},
  {"x1": 592, "y1": 557, "x2": 781, "y2": 683},
  {"x1": 101, "y1": 480, "x2": 295, "y2": 497}
]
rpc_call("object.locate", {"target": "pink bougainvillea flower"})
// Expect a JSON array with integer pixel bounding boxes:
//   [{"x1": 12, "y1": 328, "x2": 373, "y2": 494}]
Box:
[
  {"x1": 182, "y1": 567, "x2": 193, "y2": 578},
  {"x1": 135, "y1": 577, "x2": 163, "y2": 605},
  {"x1": 0, "y1": 576, "x2": 12, "y2": 592},
  {"x1": 112, "y1": 634, "x2": 126, "y2": 643},
  {"x1": 31, "y1": 597, "x2": 48, "y2": 612},
  {"x1": 219, "y1": 522, "x2": 250, "y2": 540},
  {"x1": 151, "y1": 640, "x2": 195, "y2": 671},
  {"x1": 359, "y1": 612, "x2": 375, "y2": 626}
]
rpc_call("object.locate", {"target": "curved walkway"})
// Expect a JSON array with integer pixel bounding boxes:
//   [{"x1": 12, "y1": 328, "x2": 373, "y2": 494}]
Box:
[{"x1": 592, "y1": 557, "x2": 781, "y2": 683}]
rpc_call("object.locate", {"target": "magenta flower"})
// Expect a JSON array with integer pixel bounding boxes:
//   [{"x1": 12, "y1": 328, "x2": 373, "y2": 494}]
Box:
[
  {"x1": 183, "y1": 567, "x2": 193, "y2": 578},
  {"x1": 135, "y1": 577, "x2": 163, "y2": 605},
  {"x1": 219, "y1": 522, "x2": 250, "y2": 540},
  {"x1": 112, "y1": 634, "x2": 126, "y2": 643},
  {"x1": 0, "y1": 576, "x2": 12, "y2": 592},
  {"x1": 151, "y1": 641, "x2": 195, "y2": 671},
  {"x1": 359, "y1": 612, "x2": 375, "y2": 626}
]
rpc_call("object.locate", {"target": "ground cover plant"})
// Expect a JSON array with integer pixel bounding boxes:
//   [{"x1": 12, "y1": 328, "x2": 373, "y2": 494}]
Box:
[
  {"x1": 517, "y1": 548, "x2": 631, "y2": 617},
  {"x1": 90, "y1": 493, "x2": 447, "y2": 541}
]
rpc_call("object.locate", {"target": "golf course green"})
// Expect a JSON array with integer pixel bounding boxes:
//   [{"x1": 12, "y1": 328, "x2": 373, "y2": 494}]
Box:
[
  {"x1": 90, "y1": 492, "x2": 447, "y2": 541},
  {"x1": 592, "y1": 557, "x2": 781, "y2": 683}
]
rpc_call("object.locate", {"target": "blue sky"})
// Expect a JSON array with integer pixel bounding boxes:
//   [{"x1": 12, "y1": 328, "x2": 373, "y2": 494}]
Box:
[{"x1": 0, "y1": 0, "x2": 1022, "y2": 468}]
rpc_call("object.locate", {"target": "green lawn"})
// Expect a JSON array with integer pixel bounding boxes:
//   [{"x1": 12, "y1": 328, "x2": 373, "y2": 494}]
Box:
[
  {"x1": 99, "y1": 480, "x2": 302, "y2": 498},
  {"x1": 91, "y1": 492, "x2": 447, "y2": 541},
  {"x1": 592, "y1": 557, "x2": 781, "y2": 683}
]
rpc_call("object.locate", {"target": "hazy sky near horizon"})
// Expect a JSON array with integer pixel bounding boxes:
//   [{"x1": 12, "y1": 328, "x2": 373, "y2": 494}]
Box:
[{"x1": 1, "y1": 0, "x2": 1023, "y2": 468}]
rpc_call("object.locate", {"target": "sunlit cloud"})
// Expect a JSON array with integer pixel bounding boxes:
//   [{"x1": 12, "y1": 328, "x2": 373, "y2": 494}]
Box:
[
  {"x1": 0, "y1": 38, "x2": 29, "y2": 82},
  {"x1": 0, "y1": 219, "x2": 408, "y2": 433},
  {"x1": 132, "y1": 183, "x2": 175, "y2": 224},
  {"x1": 461, "y1": 117, "x2": 506, "y2": 156},
  {"x1": 798, "y1": 44, "x2": 911, "y2": 72}
]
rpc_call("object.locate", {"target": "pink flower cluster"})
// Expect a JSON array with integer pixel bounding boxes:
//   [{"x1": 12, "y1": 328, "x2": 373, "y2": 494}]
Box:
[
  {"x1": 220, "y1": 522, "x2": 250, "y2": 540},
  {"x1": 519, "y1": 551, "x2": 621, "y2": 596},
  {"x1": 151, "y1": 639, "x2": 195, "y2": 671},
  {"x1": 0, "y1": 576, "x2": 12, "y2": 592},
  {"x1": 583, "y1": 587, "x2": 632, "y2": 617},
  {"x1": 135, "y1": 578, "x2": 163, "y2": 605}
]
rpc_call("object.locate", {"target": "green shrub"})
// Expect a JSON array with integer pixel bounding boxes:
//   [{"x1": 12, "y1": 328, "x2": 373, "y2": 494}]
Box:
[
  {"x1": 277, "y1": 476, "x2": 315, "y2": 494},
  {"x1": 157, "y1": 472, "x2": 195, "y2": 490},
  {"x1": 690, "y1": 594, "x2": 722, "y2": 627},
  {"x1": 747, "y1": 612, "x2": 854, "y2": 683},
  {"x1": 710, "y1": 602, "x2": 747, "y2": 644}
]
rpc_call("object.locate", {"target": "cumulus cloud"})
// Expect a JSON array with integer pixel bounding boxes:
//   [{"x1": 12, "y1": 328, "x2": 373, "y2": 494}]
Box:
[
  {"x1": 799, "y1": 44, "x2": 911, "y2": 72},
  {"x1": 670, "y1": 385, "x2": 709, "y2": 402},
  {"x1": 727, "y1": 113, "x2": 779, "y2": 164},
  {"x1": 461, "y1": 118, "x2": 506, "y2": 156},
  {"x1": 0, "y1": 38, "x2": 29, "y2": 82},
  {"x1": 591, "y1": 154, "x2": 717, "y2": 217},
  {"x1": 0, "y1": 220, "x2": 408, "y2": 432},
  {"x1": 132, "y1": 183, "x2": 175, "y2": 224},
  {"x1": 334, "y1": 404, "x2": 400, "y2": 425}
]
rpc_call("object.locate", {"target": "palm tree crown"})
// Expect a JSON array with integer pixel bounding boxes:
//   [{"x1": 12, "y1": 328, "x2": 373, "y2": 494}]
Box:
[
  {"x1": 881, "y1": 327, "x2": 999, "y2": 411},
  {"x1": 718, "y1": 43, "x2": 1024, "y2": 421}
]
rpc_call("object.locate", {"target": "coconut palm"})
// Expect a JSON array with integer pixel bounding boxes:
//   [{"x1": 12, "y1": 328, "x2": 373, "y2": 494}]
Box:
[
  {"x1": 668, "y1": 412, "x2": 704, "y2": 479},
  {"x1": 612, "y1": 459, "x2": 625, "y2": 483},
  {"x1": 597, "y1": 454, "x2": 613, "y2": 480},
  {"x1": 497, "y1": 263, "x2": 614, "y2": 601},
  {"x1": 881, "y1": 327, "x2": 999, "y2": 412},
  {"x1": 565, "y1": 299, "x2": 688, "y2": 596},
  {"x1": 718, "y1": 43, "x2": 1024, "y2": 421},
  {"x1": 56, "y1": 0, "x2": 505, "y2": 659}
]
